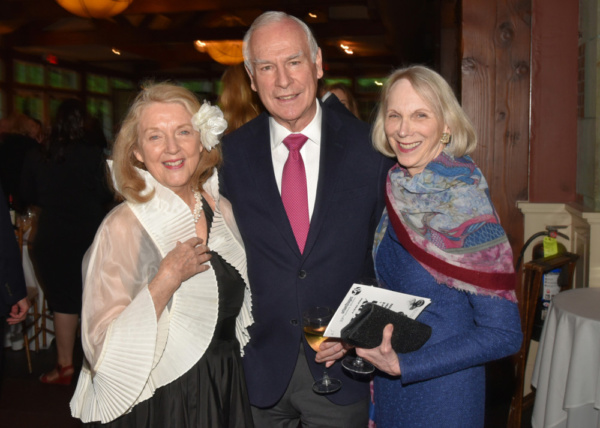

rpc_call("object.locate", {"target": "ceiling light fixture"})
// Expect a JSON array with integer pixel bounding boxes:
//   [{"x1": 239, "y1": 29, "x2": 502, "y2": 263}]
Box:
[
  {"x1": 194, "y1": 40, "x2": 243, "y2": 65},
  {"x1": 194, "y1": 40, "x2": 207, "y2": 52},
  {"x1": 55, "y1": 0, "x2": 134, "y2": 19}
]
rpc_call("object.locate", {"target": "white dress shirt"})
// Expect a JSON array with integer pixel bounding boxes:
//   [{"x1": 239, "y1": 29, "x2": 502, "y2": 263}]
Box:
[{"x1": 270, "y1": 101, "x2": 322, "y2": 220}]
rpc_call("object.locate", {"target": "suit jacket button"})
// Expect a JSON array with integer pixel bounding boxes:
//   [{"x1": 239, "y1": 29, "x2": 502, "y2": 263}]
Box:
[
  {"x1": 298, "y1": 270, "x2": 307, "y2": 279},
  {"x1": 290, "y1": 319, "x2": 298, "y2": 326}
]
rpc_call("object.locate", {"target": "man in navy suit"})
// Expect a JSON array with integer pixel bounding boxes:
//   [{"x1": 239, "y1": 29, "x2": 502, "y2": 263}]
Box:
[{"x1": 221, "y1": 11, "x2": 392, "y2": 427}]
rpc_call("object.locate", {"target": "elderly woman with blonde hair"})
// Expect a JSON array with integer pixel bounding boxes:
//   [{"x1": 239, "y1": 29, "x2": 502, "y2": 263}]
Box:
[
  {"x1": 356, "y1": 65, "x2": 522, "y2": 427},
  {"x1": 70, "y1": 82, "x2": 254, "y2": 428}
]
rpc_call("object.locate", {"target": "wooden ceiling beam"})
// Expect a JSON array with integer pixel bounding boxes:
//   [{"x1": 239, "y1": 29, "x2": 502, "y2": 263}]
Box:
[
  {"x1": 122, "y1": 0, "x2": 369, "y2": 14},
  {"x1": 6, "y1": 18, "x2": 385, "y2": 49},
  {"x1": 5, "y1": 25, "x2": 246, "y2": 47},
  {"x1": 0, "y1": 0, "x2": 426, "y2": 80},
  {"x1": 0, "y1": 0, "x2": 73, "y2": 21},
  {"x1": 0, "y1": 0, "x2": 369, "y2": 21}
]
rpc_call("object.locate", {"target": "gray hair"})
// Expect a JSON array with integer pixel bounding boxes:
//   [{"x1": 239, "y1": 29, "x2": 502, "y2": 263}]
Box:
[
  {"x1": 243, "y1": 11, "x2": 319, "y2": 75},
  {"x1": 372, "y1": 65, "x2": 477, "y2": 159}
]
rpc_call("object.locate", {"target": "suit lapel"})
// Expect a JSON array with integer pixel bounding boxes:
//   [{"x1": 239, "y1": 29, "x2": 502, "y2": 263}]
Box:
[
  {"x1": 302, "y1": 104, "x2": 345, "y2": 258},
  {"x1": 242, "y1": 114, "x2": 301, "y2": 256}
]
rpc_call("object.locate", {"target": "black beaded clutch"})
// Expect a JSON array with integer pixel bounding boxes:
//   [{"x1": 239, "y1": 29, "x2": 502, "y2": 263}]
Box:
[{"x1": 341, "y1": 302, "x2": 431, "y2": 353}]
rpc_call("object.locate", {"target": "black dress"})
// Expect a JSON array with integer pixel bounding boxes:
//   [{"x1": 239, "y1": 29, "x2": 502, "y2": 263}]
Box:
[
  {"x1": 84, "y1": 198, "x2": 254, "y2": 428},
  {"x1": 20, "y1": 143, "x2": 111, "y2": 314}
]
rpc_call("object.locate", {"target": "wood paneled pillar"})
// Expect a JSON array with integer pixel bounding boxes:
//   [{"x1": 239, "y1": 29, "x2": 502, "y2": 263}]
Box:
[
  {"x1": 461, "y1": 0, "x2": 532, "y2": 254},
  {"x1": 529, "y1": 0, "x2": 579, "y2": 203}
]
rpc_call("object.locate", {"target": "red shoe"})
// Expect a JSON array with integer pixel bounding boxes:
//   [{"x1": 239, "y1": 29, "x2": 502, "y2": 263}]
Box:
[{"x1": 40, "y1": 364, "x2": 74, "y2": 385}]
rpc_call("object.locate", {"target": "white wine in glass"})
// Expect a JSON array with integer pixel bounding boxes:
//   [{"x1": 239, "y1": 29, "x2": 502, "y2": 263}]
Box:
[
  {"x1": 304, "y1": 325, "x2": 328, "y2": 353},
  {"x1": 303, "y1": 306, "x2": 342, "y2": 394}
]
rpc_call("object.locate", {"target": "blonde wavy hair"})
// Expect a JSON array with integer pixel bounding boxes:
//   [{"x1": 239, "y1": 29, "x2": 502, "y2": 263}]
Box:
[
  {"x1": 111, "y1": 82, "x2": 222, "y2": 203},
  {"x1": 372, "y1": 65, "x2": 477, "y2": 159},
  {"x1": 219, "y1": 63, "x2": 262, "y2": 133}
]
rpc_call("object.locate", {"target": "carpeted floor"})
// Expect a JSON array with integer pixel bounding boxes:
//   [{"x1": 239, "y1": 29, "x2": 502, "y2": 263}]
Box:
[
  {"x1": 0, "y1": 338, "x2": 532, "y2": 428},
  {"x1": 0, "y1": 337, "x2": 83, "y2": 428}
]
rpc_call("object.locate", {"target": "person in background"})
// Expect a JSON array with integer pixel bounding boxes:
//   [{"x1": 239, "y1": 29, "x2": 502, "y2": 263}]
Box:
[
  {"x1": 321, "y1": 83, "x2": 361, "y2": 119},
  {"x1": 20, "y1": 99, "x2": 113, "y2": 385},
  {"x1": 220, "y1": 11, "x2": 393, "y2": 427},
  {"x1": 0, "y1": 186, "x2": 30, "y2": 387},
  {"x1": 356, "y1": 65, "x2": 522, "y2": 427},
  {"x1": 219, "y1": 62, "x2": 263, "y2": 134},
  {"x1": 70, "y1": 82, "x2": 254, "y2": 427},
  {"x1": 28, "y1": 117, "x2": 45, "y2": 144},
  {"x1": 0, "y1": 112, "x2": 43, "y2": 142},
  {"x1": 0, "y1": 113, "x2": 42, "y2": 213}
]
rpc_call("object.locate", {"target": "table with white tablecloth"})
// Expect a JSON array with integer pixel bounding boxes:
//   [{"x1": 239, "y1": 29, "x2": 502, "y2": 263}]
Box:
[{"x1": 531, "y1": 287, "x2": 600, "y2": 428}]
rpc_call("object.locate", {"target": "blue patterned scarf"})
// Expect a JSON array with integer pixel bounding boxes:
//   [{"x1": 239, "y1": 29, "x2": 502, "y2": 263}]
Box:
[{"x1": 374, "y1": 152, "x2": 516, "y2": 301}]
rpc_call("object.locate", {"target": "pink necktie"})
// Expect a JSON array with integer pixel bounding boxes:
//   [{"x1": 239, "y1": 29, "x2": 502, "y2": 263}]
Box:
[{"x1": 281, "y1": 133, "x2": 309, "y2": 253}]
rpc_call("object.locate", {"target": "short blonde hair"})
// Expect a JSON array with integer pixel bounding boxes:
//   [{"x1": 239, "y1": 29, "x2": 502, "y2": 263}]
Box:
[
  {"x1": 372, "y1": 65, "x2": 477, "y2": 159},
  {"x1": 111, "y1": 82, "x2": 222, "y2": 203}
]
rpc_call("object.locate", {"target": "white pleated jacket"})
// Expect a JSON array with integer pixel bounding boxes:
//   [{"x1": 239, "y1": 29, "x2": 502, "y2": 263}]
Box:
[{"x1": 70, "y1": 164, "x2": 253, "y2": 423}]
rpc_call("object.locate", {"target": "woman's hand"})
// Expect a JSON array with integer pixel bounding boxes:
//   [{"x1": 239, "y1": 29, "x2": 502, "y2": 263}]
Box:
[
  {"x1": 356, "y1": 324, "x2": 402, "y2": 376},
  {"x1": 315, "y1": 340, "x2": 351, "y2": 368},
  {"x1": 149, "y1": 236, "x2": 211, "y2": 317},
  {"x1": 162, "y1": 236, "x2": 211, "y2": 284}
]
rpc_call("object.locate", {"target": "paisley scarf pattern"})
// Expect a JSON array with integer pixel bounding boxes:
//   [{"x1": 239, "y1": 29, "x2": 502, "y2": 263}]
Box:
[{"x1": 374, "y1": 152, "x2": 516, "y2": 301}]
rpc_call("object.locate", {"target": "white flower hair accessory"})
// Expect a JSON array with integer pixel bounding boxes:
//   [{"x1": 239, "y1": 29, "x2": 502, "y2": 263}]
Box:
[{"x1": 191, "y1": 101, "x2": 228, "y2": 151}]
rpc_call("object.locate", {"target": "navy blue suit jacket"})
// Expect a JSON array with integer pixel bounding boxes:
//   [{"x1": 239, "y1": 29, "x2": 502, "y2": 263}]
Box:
[{"x1": 220, "y1": 101, "x2": 393, "y2": 407}]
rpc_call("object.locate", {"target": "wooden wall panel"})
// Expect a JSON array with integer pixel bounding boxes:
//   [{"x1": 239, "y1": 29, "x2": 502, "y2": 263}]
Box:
[
  {"x1": 529, "y1": 0, "x2": 578, "y2": 203},
  {"x1": 461, "y1": 0, "x2": 531, "y2": 255}
]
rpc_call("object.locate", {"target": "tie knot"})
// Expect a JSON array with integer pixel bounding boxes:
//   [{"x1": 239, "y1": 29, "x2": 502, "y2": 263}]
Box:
[{"x1": 283, "y1": 133, "x2": 308, "y2": 152}]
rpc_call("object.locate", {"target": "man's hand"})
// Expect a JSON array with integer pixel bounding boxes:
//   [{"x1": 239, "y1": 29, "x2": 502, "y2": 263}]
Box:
[
  {"x1": 6, "y1": 297, "x2": 31, "y2": 325},
  {"x1": 315, "y1": 340, "x2": 351, "y2": 368}
]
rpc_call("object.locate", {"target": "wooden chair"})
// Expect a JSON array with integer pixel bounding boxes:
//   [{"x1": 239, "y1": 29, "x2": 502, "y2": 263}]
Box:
[
  {"x1": 21, "y1": 288, "x2": 55, "y2": 372},
  {"x1": 506, "y1": 252, "x2": 579, "y2": 427},
  {"x1": 14, "y1": 215, "x2": 54, "y2": 373},
  {"x1": 21, "y1": 286, "x2": 41, "y2": 373}
]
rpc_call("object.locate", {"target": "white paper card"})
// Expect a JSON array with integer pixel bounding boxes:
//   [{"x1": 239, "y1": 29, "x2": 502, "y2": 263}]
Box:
[{"x1": 324, "y1": 284, "x2": 431, "y2": 338}]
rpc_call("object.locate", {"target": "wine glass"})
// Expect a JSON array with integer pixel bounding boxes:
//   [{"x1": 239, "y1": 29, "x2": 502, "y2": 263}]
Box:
[
  {"x1": 342, "y1": 350, "x2": 375, "y2": 375},
  {"x1": 342, "y1": 278, "x2": 377, "y2": 376},
  {"x1": 303, "y1": 306, "x2": 343, "y2": 394}
]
